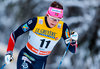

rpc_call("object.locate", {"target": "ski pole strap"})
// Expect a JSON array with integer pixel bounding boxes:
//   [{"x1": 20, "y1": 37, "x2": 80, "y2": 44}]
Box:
[
  {"x1": 58, "y1": 43, "x2": 70, "y2": 69},
  {"x1": 0, "y1": 64, "x2": 6, "y2": 69}
]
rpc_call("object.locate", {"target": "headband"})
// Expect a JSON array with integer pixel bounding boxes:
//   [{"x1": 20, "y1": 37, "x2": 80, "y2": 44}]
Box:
[{"x1": 47, "y1": 7, "x2": 63, "y2": 19}]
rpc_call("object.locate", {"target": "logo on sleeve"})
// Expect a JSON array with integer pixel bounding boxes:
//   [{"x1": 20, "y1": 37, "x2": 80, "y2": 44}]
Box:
[
  {"x1": 28, "y1": 20, "x2": 32, "y2": 24},
  {"x1": 22, "y1": 24, "x2": 29, "y2": 32}
]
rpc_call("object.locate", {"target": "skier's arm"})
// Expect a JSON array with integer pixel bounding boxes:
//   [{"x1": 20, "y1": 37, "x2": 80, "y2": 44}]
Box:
[
  {"x1": 62, "y1": 23, "x2": 78, "y2": 53},
  {"x1": 7, "y1": 17, "x2": 37, "y2": 52}
]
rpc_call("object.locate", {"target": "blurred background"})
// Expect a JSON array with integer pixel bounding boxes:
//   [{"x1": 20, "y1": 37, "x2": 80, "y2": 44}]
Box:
[{"x1": 0, "y1": 0, "x2": 100, "y2": 69}]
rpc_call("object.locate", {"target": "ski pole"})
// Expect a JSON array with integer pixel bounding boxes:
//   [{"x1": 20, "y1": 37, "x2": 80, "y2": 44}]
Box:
[
  {"x1": 58, "y1": 43, "x2": 70, "y2": 69},
  {"x1": 0, "y1": 63, "x2": 6, "y2": 69}
]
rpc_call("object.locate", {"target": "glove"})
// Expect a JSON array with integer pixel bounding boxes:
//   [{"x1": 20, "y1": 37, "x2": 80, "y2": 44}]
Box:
[
  {"x1": 71, "y1": 31, "x2": 78, "y2": 41},
  {"x1": 5, "y1": 51, "x2": 13, "y2": 64},
  {"x1": 70, "y1": 31, "x2": 78, "y2": 47},
  {"x1": 65, "y1": 31, "x2": 78, "y2": 44}
]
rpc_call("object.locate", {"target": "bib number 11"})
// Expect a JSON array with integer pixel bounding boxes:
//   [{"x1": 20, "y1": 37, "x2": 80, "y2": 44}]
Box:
[{"x1": 40, "y1": 39, "x2": 51, "y2": 48}]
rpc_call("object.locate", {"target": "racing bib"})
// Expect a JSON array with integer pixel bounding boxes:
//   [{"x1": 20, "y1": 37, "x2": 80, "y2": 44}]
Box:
[{"x1": 26, "y1": 16, "x2": 64, "y2": 56}]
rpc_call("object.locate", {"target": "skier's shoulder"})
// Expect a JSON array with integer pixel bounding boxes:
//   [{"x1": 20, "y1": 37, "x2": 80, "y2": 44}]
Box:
[
  {"x1": 25, "y1": 17, "x2": 37, "y2": 30},
  {"x1": 27, "y1": 17, "x2": 38, "y2": 25},
  {"x1": 63, "y1": 22, "x2": 69, "y2": 30},
  {"x1": 26, "y1": 16, "x2": 46, "y2": 29},
  {"x1": 27, "y1": 17, "x2": 37, "y2": 24}
]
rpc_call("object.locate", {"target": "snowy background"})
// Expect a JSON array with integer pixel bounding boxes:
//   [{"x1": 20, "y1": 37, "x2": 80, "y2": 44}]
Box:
[{"x1": 0, "y1": 0, "x2": 100, "y2": 69}]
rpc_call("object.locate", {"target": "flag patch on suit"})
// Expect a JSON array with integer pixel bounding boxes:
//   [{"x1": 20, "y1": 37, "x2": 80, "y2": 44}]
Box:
[{"x1": 22, "y1": 24, "x2": 29, "y2": 32}]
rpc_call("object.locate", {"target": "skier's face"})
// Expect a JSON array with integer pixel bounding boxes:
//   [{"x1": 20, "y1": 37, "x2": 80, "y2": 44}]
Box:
[{"x1": 47, "y1": 15, "x2": 60, "y2": 28}]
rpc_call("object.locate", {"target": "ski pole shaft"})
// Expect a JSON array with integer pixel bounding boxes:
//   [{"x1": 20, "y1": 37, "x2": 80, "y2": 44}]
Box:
[
  {"x1": 58, "y1": 43, "x2": 70, "y2": 69},
  {"x1": 0, "y1": 63, "x2": 6, "y2": 69}
]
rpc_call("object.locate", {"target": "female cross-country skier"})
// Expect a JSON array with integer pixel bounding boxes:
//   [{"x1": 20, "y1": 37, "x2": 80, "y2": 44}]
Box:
[{"x1": 5, "y1": 1, "x2": 78, "y2": 69}]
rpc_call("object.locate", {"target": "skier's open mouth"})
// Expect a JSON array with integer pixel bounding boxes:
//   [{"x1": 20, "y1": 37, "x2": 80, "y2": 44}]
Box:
[
  {"x1": 50, "y1": 23, "x2": 55, "y2": 26},
  {"x1": 51, "y1": 23, "x2": 54, "y2": 25}
]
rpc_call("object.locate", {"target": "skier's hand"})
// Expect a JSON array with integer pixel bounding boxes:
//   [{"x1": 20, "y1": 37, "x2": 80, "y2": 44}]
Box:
[
  {"x1": 65, "y1": 31, "x2": 78, "y2": 44},
  {"x1": 70, "y1": 31, "x2": 78, "y2": 46},
  {"x1": 5, "y1": 51, "x2": 13, "y2": 64},
  {"x1": 70, "y1": 31, "x2": 78, "y2": 41}
]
